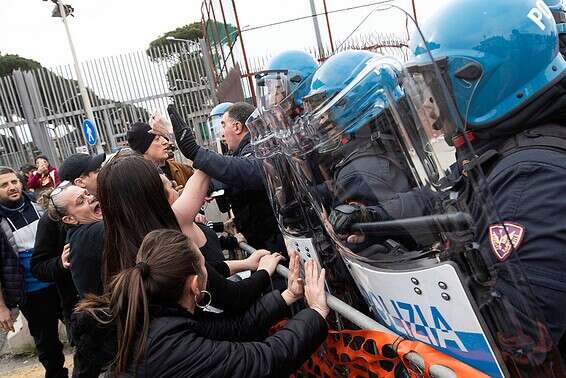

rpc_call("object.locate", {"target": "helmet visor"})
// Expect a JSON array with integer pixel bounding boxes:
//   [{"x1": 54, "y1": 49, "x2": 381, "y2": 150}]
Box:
[
  {"x1": 246, "y1": 108, "x2": 279, "y2": 159},
  {"x1": 255, "y1": 70, "x2": 289, "y2": 111},
  {"x1": 207, "y1": 114, "x2": 223, "y2": 141}
]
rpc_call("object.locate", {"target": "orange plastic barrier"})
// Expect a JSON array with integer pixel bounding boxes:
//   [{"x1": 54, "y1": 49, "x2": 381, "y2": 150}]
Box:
[{"x1": 271, "y1": 321, "x2": 490, "y2": 377}]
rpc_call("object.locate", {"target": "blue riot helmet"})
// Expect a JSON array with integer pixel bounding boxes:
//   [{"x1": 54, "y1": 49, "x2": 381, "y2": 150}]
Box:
[
  {"x1": 303, "y1": 50, "x2": 376, "y2": 112},
  {"x1": 407, "y1": 0, "x2": 566, "y2": 141},
  {"x1": 296, "y1": 51, "x2": 405, "y2": 155},
  {"x1": 207, "y1": 102, "x2": 233, "y2": 141},
  {"x1": 254, "y1": 50, "x2": 317, "y2": 113}
]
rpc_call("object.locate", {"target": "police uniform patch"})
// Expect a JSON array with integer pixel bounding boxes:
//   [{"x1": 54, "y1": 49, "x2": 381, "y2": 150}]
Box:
[{"x1": 488, "y1": 222, "x2": 525, "y2": 261}]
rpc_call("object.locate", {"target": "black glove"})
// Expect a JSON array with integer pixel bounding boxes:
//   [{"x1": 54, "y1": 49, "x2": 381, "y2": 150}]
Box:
[
  {"x1": 329, "y1": 203, "x2": 374, "y2": 234},
  {"x1": 167, "y1": 104, "x2": 200, "y2": 160}
]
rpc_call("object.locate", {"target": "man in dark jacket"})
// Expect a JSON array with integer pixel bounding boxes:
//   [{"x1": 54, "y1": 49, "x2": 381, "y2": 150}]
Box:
[
  {"x1": 0, "y1": 167, "x2": 67, "y2": 377},
  {"x1": 168, "y1": 103, "x2": 286, "y2": 253}
]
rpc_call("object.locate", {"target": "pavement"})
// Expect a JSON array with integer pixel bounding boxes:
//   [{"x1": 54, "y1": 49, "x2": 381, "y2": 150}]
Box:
[{"x1": 0, "y1": 347, "x2": 74, "y2": 377}]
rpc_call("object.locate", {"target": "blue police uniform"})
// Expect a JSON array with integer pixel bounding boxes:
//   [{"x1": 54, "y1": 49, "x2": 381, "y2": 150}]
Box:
[
  {"x1": 194, "y1": 133, "x2": 285, "y2": 252},
  {"x1": 467, "y1": 131, "x2": 566, "y2": 348}
]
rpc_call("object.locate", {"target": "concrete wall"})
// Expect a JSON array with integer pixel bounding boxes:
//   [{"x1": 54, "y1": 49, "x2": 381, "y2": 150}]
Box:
[{"x1": 0, "y1": 310, "x2": 67, "y2": 356}]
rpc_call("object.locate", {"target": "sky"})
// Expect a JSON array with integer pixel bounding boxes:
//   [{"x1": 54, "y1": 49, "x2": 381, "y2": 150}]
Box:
[{"x1": 0, "y1": 0, "x2": 440, "y2": 68}]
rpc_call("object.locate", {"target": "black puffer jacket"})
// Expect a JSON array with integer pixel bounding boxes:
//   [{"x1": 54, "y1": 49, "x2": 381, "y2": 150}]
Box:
[
  {"x1": 0, "y1": 229, "x2": 22, "y2": 308},
  {"x1": 31, "y1": 213, "x2": 78, "y2": 321},
  {"x1": 133, "y1": 291, "x2": 328, "y2": 377}
]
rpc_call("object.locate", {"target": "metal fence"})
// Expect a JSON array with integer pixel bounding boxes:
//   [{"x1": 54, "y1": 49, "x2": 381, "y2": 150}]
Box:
[
  {"x1": 201, "y1": 0, "x2": 409, "y2": 105},
  {"x1": 0, "y1": 41, "x2": 216, "y2": 169}
]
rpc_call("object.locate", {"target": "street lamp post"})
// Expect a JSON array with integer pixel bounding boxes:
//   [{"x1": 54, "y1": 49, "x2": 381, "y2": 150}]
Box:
[{"x1": 54, "y1": 1, "x2": 104, "y2": 154}]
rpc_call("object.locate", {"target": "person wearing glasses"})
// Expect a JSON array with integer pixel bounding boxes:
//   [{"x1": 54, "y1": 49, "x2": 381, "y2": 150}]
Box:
[{"x1": 0, "y1": 166, "x2": 68, "y2": 377}]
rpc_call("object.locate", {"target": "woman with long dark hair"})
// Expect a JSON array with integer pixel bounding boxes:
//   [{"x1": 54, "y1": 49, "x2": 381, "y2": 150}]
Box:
[
  {"x1": 77, "y1": 229, "x2": 328, "y2": 376},
  {"x1": 97, "y1": 152, "x2": 278, "y2": 312}
]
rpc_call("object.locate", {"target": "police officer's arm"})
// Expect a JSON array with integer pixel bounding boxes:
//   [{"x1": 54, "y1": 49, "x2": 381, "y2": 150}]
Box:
[
  {"x1": 479, "y1": 154, "x2": 566, "y2": 344},
  {"x1": 168, "y1": 104, "x2": 265, "y2": 190},
  {"x1": 330, "y1": 187, "x2": 438, "y2": 234},
  {"x1": 193, "y1": 149, "x2": 265, "y2": 190}
]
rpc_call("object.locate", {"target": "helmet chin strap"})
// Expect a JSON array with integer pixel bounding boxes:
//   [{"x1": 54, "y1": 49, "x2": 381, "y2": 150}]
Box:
[{"x1": 452, "y1": 131, "x2": 476, "y2": 149}]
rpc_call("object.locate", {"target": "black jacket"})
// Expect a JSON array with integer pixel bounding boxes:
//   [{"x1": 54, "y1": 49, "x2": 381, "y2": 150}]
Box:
[
  {"x1": 133, "y1": 291, "x2": 328, "y2": 377},
  {"x1": 68, "y1": 222, "x2": 105, "y2": 298},
  {"x1": 194, "y1": 133, "x2": 284, "y2": 251},
  {"x1": 0, "y1": 230, "x2": 22, "y2": 308},
  {"x1": 67, "y1": 219, "x2": 270, "y2": 313},
  {"x1": 31, "y1": 213, "x2": 78, "y2": 320},
  {"x1": 206, "y1": 262, "x2": 270, "y2": 313}
]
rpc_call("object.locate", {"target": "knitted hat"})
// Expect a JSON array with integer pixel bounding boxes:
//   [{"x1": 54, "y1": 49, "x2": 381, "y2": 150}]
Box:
[{"x1": 126, "y1": 122, "x2": 156, "y2": 154}]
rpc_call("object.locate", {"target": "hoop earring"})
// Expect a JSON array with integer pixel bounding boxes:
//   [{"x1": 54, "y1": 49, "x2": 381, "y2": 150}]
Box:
[{"x1": 195, "y1": 290, "x2": 212, "y2": 309}]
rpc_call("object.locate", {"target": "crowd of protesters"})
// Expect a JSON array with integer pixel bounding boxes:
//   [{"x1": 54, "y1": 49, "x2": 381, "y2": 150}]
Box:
[{"x1": 0, "y1": 102, "x2": 328, "y2": 377}]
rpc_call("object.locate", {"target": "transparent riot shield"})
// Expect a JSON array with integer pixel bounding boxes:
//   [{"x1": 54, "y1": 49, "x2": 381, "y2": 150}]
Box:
[
  {"x1": 206, "y1": 112, "x2": 224, "y2": 153},
  {"x1": 283, "y1": 54, "x2": 508, "y2": 376},
  {"x1": 246, "y1": 109, "x2": 369, "y2": 319},
  {"x1": 255, "y1": 70, "x2": 291, "y2": 111},
  {"x1": 246, "y1": 108, "x2": 279, "y2": 159},
  {"x1": 276, "y1": 4, "x2": 566, "y2": 376}
]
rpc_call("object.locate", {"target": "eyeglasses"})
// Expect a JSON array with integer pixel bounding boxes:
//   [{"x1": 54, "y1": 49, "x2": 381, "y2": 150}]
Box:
[{"x1": 49, "y1": 181, "x2": 72, "y2": 219}]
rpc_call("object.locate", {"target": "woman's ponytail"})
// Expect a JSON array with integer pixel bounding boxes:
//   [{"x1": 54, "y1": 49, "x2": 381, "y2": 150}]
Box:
[{"x1": 110, "y1": 265, "x2": 151, "y2": 373}]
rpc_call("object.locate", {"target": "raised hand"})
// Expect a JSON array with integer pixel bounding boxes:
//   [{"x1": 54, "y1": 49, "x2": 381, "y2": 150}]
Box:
[
  {"x1": 148, "y1": 112, "x2": 173, "y2": 138},
  {"x1": 281, "y1": 251, "x2": 303, "y2": 305},
  {"x1": 304, "y1": 260, "x2": 329, "y2": 318},
  {"x1": 61, "y1": 243, "x2": 71, "y2": 269},
  {"x1": 167, "y1": 104, "x2": 201, "y2": 160}
]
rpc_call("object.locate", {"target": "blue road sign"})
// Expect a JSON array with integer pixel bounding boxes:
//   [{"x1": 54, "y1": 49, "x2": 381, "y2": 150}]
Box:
[{"x1": 82, "y1": 119, "x2": 97, "y2": 146}]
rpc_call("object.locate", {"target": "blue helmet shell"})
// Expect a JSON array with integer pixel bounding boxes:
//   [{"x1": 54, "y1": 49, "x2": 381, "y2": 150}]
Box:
[
  {"x1": 266, "y1": 50, "x2": 318, "y2": 107},
  {"x1": 308, "y1": 50, "x2": 376, "y2": 103},
  {"x1": 305, "y1": 50, "x2": 404, "y2": 138},
  {"x1": 409, "y1": 0, "x2": 566, "y2": 129},
  {"x1": 209, "y1": 102, "x2": 233, "y2": 118}
]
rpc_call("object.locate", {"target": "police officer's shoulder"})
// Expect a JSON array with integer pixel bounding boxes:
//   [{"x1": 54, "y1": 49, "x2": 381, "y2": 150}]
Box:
[{"x1": 490, "y1": 147, "x2": 566, "y2": 180}]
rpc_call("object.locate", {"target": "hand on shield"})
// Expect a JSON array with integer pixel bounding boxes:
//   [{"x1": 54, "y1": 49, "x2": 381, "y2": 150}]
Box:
[
  {"x1": 281, "y1": 251, "x2": 304, "y2": 305},
  {"x1": 304, "y1": 259, "x2": 329, "y2": 319}
]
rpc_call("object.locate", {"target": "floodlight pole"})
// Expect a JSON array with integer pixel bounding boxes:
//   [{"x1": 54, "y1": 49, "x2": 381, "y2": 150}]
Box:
[{"x1": 57, "y1": 1, "x2": 104, "y2": 153}]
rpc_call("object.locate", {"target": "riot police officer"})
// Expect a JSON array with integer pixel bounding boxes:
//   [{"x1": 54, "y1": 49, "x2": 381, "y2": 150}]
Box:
[
  {"x1": 167, "y1": 51, "x2": 318, "y2": 253},
  {"x1": 327, "y1": 0, "x2": 566, "y2": 375}
]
